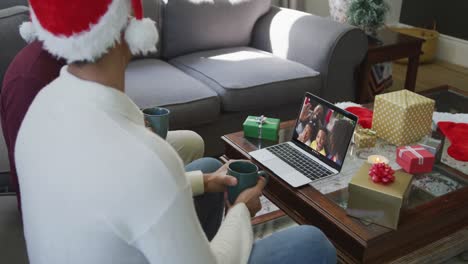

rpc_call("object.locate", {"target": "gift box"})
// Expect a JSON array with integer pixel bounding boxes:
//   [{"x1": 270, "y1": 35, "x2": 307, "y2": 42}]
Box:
[
  {"x1": 396, "y1": 145, "x2": 435, "y2": 174},
  {"x1": 372, "y1": 90, "x2": 435, "y2": 146},
  {"x1": 353, "y1": 126, "x2": 377, "y2": 148},
  {"x1": 347, "y1": 163, "x2": 413, "y2": 230},
  {"x1": 243, "y1": 116, "x2": 280, "y2": 141},
  {"x1": 418, "y1": 136, "x2": 443, "y2": 161}
]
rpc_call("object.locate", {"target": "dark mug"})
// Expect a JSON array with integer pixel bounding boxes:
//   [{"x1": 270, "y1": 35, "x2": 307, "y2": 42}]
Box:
[
  {"x1": 142, "y1": 107, "x2": 170, "y2": 139},
  {"x1": 227, "y1": 161, "x2": 268, "y2": 204}
]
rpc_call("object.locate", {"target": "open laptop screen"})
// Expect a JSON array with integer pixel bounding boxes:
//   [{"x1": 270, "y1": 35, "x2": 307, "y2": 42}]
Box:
[{"x1": 292, "y1": 93, "x2": 357, "y2": 171}]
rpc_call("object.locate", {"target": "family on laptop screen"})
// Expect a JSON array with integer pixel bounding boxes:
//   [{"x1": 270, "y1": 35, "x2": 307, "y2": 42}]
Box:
[{"x1": 294, "y1": 96, "x2": 356, "y2": 166}]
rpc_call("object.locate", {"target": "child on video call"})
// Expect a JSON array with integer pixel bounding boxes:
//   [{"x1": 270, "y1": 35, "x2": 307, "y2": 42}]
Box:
[
  {"x1": 297, "y1": 123, "x2": 313, "y2": 146},
  {"x1": 310, "y1": 127, "x2": 327, "y2": 156}
]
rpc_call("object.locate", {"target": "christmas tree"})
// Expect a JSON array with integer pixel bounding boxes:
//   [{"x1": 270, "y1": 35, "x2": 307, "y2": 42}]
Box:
[{"x1": 347, "y1": 0, "x2": 389, "y2": 35}]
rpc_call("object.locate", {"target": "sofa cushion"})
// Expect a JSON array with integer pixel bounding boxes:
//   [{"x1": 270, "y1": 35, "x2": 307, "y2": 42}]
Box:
[
  {"x1": 0, "y1": 6, "x2": 29, "y2": 88},
  {"x1": 0, "y1": 0, "x2": 27, "y2": 10},
  {"x1": 142, "y1": 0, "x2": 160, "y2": 23},
  {"x1": 170, "y1": 47, "x2": 321, "y2": 112},
  {"x1": 161, "y1": 0, "x2": 271, "y2": 59},
  {"x1": 132, "y1": 0, "x2": 162, "y2": 60},
  {"x1": 125, "y1": 59, "x2": 220, "y2": 128}
]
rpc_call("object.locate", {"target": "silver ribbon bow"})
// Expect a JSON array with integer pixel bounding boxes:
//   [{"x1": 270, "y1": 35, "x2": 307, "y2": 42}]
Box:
[
  {"x1": 247, "y1": 115, "x2": 270, "y2": 139},
  {"x1": 399, "y1": 146, "x2": 425, "y2": 165}
]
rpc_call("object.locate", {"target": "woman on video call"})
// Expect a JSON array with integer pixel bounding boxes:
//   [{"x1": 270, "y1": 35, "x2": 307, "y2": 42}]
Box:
[{"x1": 327, "y1": 120, "x2": 353, "y2": 166}]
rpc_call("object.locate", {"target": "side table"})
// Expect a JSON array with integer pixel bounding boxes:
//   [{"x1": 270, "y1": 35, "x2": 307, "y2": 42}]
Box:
[{"x1": 357, "y1": 29, "x2": 424, "y2": 103}]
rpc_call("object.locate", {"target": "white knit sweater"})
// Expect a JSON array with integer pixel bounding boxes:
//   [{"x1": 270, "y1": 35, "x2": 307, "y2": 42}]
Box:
[{"x1": 15, "y1": 67, "x2": 253, "y2": 264}]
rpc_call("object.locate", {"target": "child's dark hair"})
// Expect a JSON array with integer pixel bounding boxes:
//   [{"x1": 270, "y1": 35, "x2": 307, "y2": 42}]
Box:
[{"x1": 317, "y1": 126, "x2": 328, "y2": 137}]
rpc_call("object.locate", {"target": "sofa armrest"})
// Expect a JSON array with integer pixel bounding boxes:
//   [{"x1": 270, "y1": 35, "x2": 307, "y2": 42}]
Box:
[
  {"x1": 0, "y1": 6, "x2": 29, "y2": 88},
  {"x1": 251, "y1": 6, "x2": 367, "y2": 102}
]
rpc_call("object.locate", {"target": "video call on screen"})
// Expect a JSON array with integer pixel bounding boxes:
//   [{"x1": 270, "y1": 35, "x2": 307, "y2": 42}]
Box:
[{"x1": 295, "y1": 96, "x2": 356, "y2": 167}]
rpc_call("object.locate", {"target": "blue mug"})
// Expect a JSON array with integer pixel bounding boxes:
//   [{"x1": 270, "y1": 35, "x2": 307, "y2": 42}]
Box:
[
  {"x1": 142, "y1": 107, "x2": 170, "y2": 139},
  {"x1": 227, "y1": 161, "x2": 268, "y2": 204}
]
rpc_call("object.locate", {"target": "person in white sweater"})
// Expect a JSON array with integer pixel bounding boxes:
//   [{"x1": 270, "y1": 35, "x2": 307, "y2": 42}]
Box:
[{"x1": 15, "y1": 0, "x2": 337, "y2": 263}]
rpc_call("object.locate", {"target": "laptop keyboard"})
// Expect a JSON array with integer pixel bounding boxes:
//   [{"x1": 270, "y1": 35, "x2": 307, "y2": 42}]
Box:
[{"x1": 267, "y1": 143, "x2": 334, "y2": 180}]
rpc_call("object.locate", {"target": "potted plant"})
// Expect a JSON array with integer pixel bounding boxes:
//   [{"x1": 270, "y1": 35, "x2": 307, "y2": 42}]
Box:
[{"x1": 346, "y1": 0, "x2": 389, "y2": 37}]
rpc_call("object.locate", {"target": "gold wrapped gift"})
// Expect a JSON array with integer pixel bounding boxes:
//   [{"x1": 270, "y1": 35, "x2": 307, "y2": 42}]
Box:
[
  {"x1": 354, "y1": 126, "x2": 377, "y2": 148},
  {"x1": 347, "y1": 163, "x2": 413, "y2": 230},
  {"x1": 372, "y1": 90, "x2": 435, "y2": 146}
]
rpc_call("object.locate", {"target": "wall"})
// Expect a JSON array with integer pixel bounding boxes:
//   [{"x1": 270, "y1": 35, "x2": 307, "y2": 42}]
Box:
[
  {"x1": 399, "y1": 0, "x2": 468, "y2": 67},
  {"x1": 400, "y1": 0, "x2": 468, "y2": 41}
]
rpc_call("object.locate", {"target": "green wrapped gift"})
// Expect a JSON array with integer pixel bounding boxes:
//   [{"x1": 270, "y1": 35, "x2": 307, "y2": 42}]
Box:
[{"x1": 243, "y1": 115, "x2": 280, "y2": 141}]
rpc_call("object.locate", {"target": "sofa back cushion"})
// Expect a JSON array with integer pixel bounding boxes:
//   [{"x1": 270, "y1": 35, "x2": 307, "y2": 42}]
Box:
[
  {"x1": 0, "y1": 6, "x2": 29, "y2": 88},
  {"x1": 142, "y1": 0, "x2": 161, "y2": 23},
  {"x1": 132, "y1": 0, "x2": 162, "y2": 60},
  {"x1": 161, "y1": 0, "x2": 271, "y2": 59},
  {"x1": 0, "y1": 0, "x2": 27, "y2": 10}
]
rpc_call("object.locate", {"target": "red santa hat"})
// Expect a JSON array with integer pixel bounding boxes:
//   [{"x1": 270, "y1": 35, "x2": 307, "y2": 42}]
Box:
[{"x1": 19, "y1": 0, "x2": 159, "y2": 63}]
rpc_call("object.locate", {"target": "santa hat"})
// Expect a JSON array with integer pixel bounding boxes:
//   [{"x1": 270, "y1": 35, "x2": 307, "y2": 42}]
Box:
[{"x1": 19, "y1": 0, "x2": 159, "y2": 63}]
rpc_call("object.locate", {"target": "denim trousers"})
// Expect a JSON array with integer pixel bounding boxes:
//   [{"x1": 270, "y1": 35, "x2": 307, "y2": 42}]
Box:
[{"x1": 186, "y1": 158, "x2": 337, "y2": 264}]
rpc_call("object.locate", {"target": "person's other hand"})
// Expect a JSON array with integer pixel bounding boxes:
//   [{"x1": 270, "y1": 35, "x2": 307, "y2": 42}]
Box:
[
  {"x1": 299, "y1": 104, "x2": 311, "y2": 122},
  {"x1": 203, "y1": 161, "x2": 238, "y2": 193},
  {"x1": 144, "y1": 120, "x2": 155, "y2": 133},
  {"x1": 297, "y1": 131, "x2": 306, "y2": 143},
  {"x1": 232, "y1": 176, "x2": 268, "y2": 217}
]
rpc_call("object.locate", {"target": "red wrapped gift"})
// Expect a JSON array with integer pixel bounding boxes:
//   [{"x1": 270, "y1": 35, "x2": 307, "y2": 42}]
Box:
[{"x1": 396, "y1": 145, "x2": 435, "y2": 174}]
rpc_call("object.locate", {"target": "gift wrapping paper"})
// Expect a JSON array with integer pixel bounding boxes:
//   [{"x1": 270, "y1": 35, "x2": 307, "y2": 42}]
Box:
[
  {"x1": 347, "y1": 163, "x2": 413, "y2": 230},
  {"x1": 372, "y1": 90, "x2": 435, "y2": 146},
  {"x1": 243, "y1": 116, "x2": 280, "y2": 141}
]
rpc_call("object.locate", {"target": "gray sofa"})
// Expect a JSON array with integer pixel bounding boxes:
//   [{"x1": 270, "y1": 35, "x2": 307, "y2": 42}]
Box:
[
  {"x1": 1, "y1": 0, "x2": 367, "y2": 159},
  {"x1": 0, "y1": 1, "x2": 367, "y2": 262}
]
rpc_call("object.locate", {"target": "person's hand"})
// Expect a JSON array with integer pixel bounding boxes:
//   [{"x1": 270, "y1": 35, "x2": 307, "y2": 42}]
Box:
[
  {"x1": 203, "y1": 161, "x2": 238, "y2": 193},
  {"x1": 231, "y1": 176, "x2": 268, "y2": 217},
  {"x1": 299, "y1": 104, "x2": 311, "y2": 122},
  {"x1": 144, "y1": 120, "x2": 154, "y2": 133},
  {"x1": 297, "y1": 131, "x2": 306, "y2": 143}
]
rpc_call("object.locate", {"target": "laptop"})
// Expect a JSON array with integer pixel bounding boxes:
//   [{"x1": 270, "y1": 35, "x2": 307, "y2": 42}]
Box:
[{"x1": 250, "y1": 93, "x2": 358, "y2": 187}]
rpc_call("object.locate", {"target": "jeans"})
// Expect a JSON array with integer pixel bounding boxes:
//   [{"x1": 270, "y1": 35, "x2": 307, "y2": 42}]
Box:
[
  {"x1": 185, "y1": 158, "x2": 224, "y2": 241},
  {"x1": 186, "y1": 158, "x2": 337, "y2": 264},
  {"x1": 248, "y1": 225, "x2": 337, "y2": 264}
]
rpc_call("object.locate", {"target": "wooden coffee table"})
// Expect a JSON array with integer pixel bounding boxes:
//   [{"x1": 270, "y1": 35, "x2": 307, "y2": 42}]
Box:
[
  {"x1": 419, "y1": 85, "x2": 468, "y2": 114},
  {"x1": 221, "y1": 104, "x2": 468, "y2": 263}
]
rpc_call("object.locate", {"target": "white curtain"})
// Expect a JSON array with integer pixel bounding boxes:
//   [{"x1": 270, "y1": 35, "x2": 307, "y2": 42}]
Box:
[{"x1": 274, "y1": 0, "x2": 306, "y2": 11}]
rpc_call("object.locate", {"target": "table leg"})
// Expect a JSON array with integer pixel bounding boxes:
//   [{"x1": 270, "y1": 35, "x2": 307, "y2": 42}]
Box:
[
  {"x1": 405, "y1": 54, "x2": 420, "y2": 92},
  {"x1": 357, "y1": 60, "x2": 372, "y2": 103}
]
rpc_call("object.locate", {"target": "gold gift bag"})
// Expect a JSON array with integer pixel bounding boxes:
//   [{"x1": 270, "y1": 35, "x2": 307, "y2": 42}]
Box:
[
  {"x1": 354, "y1": 126, "x2": 377, "y2": 148},
  {"x1": 372, "y1": 90, "x2": 434, "y2": 146}
]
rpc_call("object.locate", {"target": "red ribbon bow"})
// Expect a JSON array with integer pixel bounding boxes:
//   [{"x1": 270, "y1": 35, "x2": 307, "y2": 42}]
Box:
[{"x1": 369, "y1": 163, "x2": 395, "y2": 185}]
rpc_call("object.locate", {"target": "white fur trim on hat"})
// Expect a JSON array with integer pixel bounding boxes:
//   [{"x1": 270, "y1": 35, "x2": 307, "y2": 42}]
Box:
[
  {"x1": 125, "y1": 17, "x2": 158, "y2": 56},
  {"x1": 19, "y1": 21, "x2": 36, "y2": 43},
  {"x1": 31, "y1": 0, "x2": 130, "y2": 63}
]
